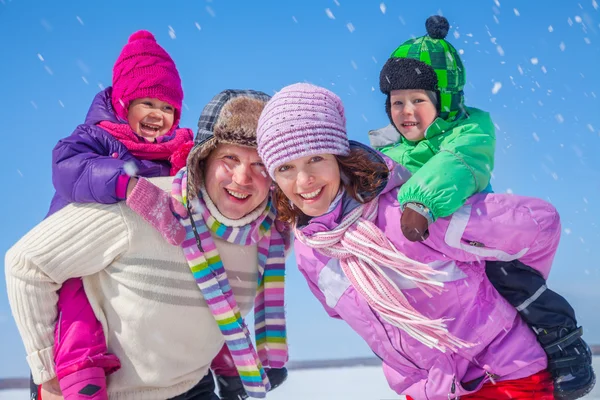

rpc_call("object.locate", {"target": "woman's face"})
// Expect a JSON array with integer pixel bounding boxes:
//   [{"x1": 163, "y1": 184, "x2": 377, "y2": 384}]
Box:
[{"x1": 273, "y1": 153, "x2": 341, "y2": 217}]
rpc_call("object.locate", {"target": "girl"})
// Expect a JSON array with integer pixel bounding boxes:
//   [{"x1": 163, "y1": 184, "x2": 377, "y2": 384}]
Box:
[
  {"x1": 39, "y1": 30, "x2": 253, "y2": 400},
  {"x1": 256, "y1": 83, "x2": 561, "y2": 399}
]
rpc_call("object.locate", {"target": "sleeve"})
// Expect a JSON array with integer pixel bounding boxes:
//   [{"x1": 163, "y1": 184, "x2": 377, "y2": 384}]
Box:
[
  {"x1": 4, "y1": 203, "x2": 130, "y2": 384},
  {"x1": 295, "y1": 250, "x2": 341, "y2": 319},
  {"x1": 398, "y1": 110, "x2": 496, "y2": 220},
  {"x1": 52, "y1": 125, "x2": 150, "y2": 204},
  {"x1": 427, "y1": 193, "x2": 561, "y2": 280}
]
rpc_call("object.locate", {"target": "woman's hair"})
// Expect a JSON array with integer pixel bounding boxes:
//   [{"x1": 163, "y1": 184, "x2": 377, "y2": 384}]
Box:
[{"x1": 274, "y1": 147, "x2": 389, "y2": 224}]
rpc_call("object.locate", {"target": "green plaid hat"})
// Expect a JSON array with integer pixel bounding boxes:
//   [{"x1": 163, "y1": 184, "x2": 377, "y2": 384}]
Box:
[{"x1": 380, "y1": 15, "x2": 466, "y2": 122}]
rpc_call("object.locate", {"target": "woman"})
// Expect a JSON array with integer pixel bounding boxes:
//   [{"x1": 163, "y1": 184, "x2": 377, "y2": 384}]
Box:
[{"x1": 255, "y1": 83, "x2": 560, "y2": 399}]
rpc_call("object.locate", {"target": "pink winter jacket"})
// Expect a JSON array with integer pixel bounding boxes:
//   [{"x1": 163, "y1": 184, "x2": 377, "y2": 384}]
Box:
[{"x1": 293, "y1": 143, "x2": 560, "y2": 399}]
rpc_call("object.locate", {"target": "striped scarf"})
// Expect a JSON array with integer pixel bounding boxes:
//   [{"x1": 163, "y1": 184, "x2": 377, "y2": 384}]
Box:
[
  {"x1": 294, "y1": 195, "x2": 471, "y2": 353},
  {"x1": 172, "y1": 168, "x2": 288, "y2": 398}
]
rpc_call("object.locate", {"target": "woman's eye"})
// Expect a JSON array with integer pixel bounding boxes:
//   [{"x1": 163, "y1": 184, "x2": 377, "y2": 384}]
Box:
[
  {"x1": 278, "y1": 165, "x2": 290, "y2": 172},
  {"x1": 311, "y1": 156, "x2": 323, "y2": 163}
]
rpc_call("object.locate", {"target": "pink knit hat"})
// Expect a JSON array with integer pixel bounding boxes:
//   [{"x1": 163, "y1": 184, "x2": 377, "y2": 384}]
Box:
[
  {"x1": 111, "y1": 30, "x2": 183, "y2": 130},
  {"x1": 257, "y1": 83, "x2": 350, "y2": 179}
]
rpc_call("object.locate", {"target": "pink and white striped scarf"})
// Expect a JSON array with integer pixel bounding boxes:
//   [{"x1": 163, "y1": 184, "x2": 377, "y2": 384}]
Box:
[{"x1": 294, "y1": 196, "x2": 471, "y2": 353}]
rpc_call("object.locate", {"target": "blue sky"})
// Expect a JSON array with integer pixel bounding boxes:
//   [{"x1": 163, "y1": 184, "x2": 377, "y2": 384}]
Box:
[{"x1": 1, "y1": 0, "x2": 599, "y2": 379}]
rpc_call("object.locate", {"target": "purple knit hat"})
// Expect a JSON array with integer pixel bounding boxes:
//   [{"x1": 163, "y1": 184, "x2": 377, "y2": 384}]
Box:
[
  {"x1": 257, "y1": 83, "x2": 350, "y2": 179},
  {"x1": 111, "y1": 30, "x2": 184, "y2": 130}
]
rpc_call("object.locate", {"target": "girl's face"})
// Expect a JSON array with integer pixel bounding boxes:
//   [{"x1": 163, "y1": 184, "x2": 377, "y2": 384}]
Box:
[
  {"x1": 127, "y1": 98, "x2": 176, "y2": 140},
  {"x1": 274, "y1": 153, "x2": 341, "y2": 218},
  {"x1": 390, "y1": 89, "x2": 438, "y2": 142}
]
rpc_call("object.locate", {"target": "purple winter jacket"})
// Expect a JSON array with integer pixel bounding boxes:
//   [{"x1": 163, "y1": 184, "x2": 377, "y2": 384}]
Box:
[
  {"x1": 294, "y1": 142, "x2": 560, "y2": 399},
  {"x1": 47, "y1": 88, "x2": 170, "y2": 216}
]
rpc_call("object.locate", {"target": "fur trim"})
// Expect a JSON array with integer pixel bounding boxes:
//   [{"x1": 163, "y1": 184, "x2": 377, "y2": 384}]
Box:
[
  {"x1": 380, "y1": 57, "x2": 438, "y2": 94},
  {"x1": 213, "y1": 97, "x2": 266, "y2": 148}
]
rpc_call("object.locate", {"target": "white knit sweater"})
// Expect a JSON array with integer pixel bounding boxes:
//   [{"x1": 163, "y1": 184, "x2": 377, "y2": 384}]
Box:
[{"x1": 4, "y1": 177, "x2": 259, "y2": 400}]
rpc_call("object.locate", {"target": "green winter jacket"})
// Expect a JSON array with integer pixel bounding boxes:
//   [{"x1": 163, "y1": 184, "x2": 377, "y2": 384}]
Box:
[{"x1": 371, "y1": 107, "x2": 495, "y2": 220}]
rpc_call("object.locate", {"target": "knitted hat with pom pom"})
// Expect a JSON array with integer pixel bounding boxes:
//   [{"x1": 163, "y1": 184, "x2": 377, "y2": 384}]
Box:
[
  {"x1": 379, "y1": 15, "x2": 466, "y2": 122},
  {"x1": 111, "y1": 30, "x2": 184, "y2": 130}
]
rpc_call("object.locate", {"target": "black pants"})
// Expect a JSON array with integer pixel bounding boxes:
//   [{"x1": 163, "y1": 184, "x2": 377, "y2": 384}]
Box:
[
  {"x1": 485, "y1": 260, "x2": 577, "y2": 330},
  {"x1": 169, "y1": 371, "x2": 219, "y2": 400}
]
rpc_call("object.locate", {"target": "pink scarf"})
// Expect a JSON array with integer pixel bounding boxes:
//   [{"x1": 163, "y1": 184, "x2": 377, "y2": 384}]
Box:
[
  {"x1": 294, "y1": 197, "x2": 471, "y2": 353},
  {"x1": 98, "y1": 121, "x2": 193, "y2": 175}
]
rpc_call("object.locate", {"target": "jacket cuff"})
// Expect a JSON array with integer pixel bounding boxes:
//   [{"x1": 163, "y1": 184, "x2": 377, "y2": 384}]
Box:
[
  {"x1": 27, "y1": 346, "x2": 56, "y2": 385},
  {"x1": 115, "y1": 174, "x2": 131, "y2": 200}
]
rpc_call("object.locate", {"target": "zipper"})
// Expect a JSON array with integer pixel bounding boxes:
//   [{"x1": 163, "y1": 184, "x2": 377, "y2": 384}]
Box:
[{"x1": 448, "y1": 375, "x2": 458, "y2": 399}]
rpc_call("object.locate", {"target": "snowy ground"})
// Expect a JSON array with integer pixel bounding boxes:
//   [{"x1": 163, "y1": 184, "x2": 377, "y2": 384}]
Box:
[{"x1": 1, "y1": 358, "x2": 599, "y2": 399}]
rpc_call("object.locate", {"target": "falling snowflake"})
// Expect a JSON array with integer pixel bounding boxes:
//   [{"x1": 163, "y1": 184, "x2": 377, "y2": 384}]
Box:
[
  {"x1": 58, "y1": 100, "x2": 64, "y2": 108},
  {"x1": 548, "y1": 25, "x2": 554, "y2": 32},
  {"x1": 195, "y1": 22, "x2": 202, "y2": 30},
  {"x1": 575, "y1": 15, "x2": 582, "y2": 23},
  {"x1": 292, "y1": 16, "x2": 298, "y2": 23},
  {"x1": 37, "y1": 53, "x2": 44, "y2": 61},
  {"x1": 587, "y1": 124, "x2": 595, "y2": 133},
  {"x1": 325, "y1": 8, "x2": 335, "y2": 19},
  {"x1": 350, "y1": 60, "x2": 358, "y2": 69},
  {"x1": 555, "y1": 114, "x2": 564, "y2": 123},
  {"x1": 491, "y1": 82, "x2": 502, "y2": 94},
  {"x1": 459, "y1": 49, "x2": 465, "y2": 55},
  {"x1": 584, "y1": 37, "x2": 591, "y2": 44},
  {"x1": 530, "y1": 57, "x2": 539, "y2": 65},
  {"x1": 82, "y1": 76, "x2": 89, "y2": 84},
  {"x1": 30, "y1": 101, "x2": 38, "y2": 110},
  {"x1": 124, "y1": 161, "x2": 139, "y2": 177},
  {"x1": 506, "y1": 188, "x2": 513, "y2": 194},
  {"x1": 532, "y1": 132, "x2": 540, "y2": 142},
  {"x1": 513, "y1": 8, "x2": 520, "y2": 16},
  {"x1": 17, "y1": 169, "x2": 23, "y2": 177},
  {"x1": 76, "y1": 16, "x2": 84, "y2": 25},
  {"x1": 594, "y1": 0, "x2": 599, "y2": 10},
  {"x1": 346, "y1": 22, "x2": 355, "y2": 33},
  {"x1": 496, "y1": 45, "x2": 504, "y2": 56},
  {"x1": 206, "y1": 6, "x2": 216, "y2": 17},
  {"x1": 168, "y1": 26, "x2": 176, "y2": 39},
  {"x1": 379, "y1": 3, "x2": 386, "y2": 14},
  {"x1": 334, "y1": 0, "x2": 340, "y2": 5},
  {"x1": 559, "y1": 42, "x2": 566, "y2": 51}
]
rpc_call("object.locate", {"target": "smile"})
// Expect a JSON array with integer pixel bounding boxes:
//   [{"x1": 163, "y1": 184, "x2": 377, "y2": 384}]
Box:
[
  {"x1": 299, "y1": 188, "x2": 322, "y2": 199},
  {"x1": 226, "y1": 188, "x2": 250, "y2": 199},
  {"x1": 140, "y1": 122, "x2": 162, "y2": 132}
]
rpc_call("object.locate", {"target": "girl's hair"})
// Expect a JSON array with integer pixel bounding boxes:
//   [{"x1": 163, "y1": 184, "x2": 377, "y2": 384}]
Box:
[{"x1": 274, "y1": 147, "x2": 389, "y2": 224}]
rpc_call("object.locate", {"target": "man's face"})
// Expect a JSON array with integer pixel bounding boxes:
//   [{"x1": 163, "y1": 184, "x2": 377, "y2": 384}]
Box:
[{"x1": 203, "y1": 143, "x2": 272, "y2": 220}]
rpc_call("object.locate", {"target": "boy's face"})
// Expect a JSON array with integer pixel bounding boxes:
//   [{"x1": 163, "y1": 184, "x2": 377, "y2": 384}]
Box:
[
  {"x1": 203, "y1": 143, "x2": 272, "y2": 220},
  {"x1": 390, "y1": 89, "x2": 438, "y2": 142},
  {"x1": 127, "y1": 98, "x2": 176, "y2": 140}
]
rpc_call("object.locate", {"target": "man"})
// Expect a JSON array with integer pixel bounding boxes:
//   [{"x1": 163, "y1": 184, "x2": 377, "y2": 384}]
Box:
[{"x1": 6, "y1": 89, "x2": 288, "y2": 400}]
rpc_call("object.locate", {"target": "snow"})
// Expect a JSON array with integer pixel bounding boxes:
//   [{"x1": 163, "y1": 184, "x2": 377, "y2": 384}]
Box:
[{"x1": 2, "y1": 358, "x2": 599, "y2": 399}]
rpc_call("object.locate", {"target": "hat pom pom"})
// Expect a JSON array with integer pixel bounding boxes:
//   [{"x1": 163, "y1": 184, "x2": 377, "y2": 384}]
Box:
[
  {"x1": 128, "y1": 30, "x2": 156, "y2": 43},
  {"x1": 426, "y1": 15, "x2": 449, "y2": 39}
]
